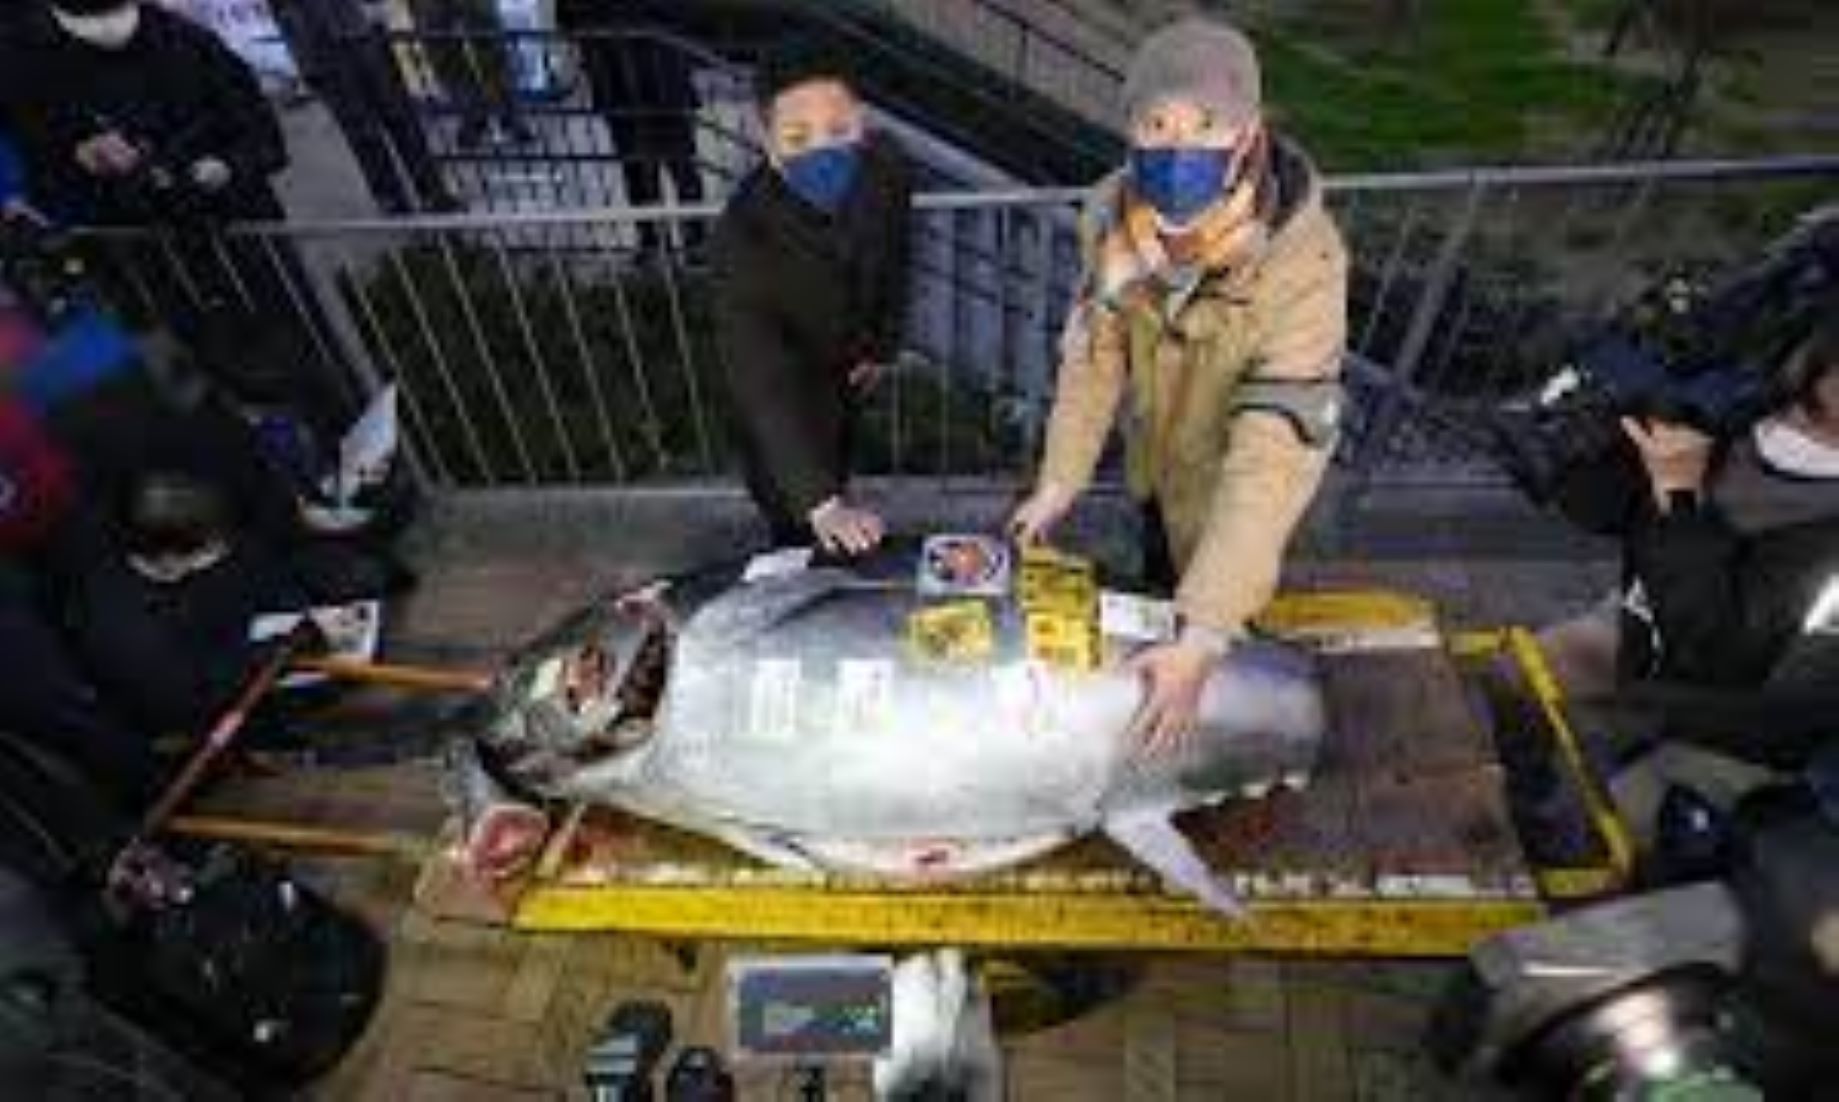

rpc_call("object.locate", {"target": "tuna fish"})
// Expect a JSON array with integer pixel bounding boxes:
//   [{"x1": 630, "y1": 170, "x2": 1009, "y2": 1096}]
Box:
[{"x1": 460, "y1": 543, "x2": 1327, "y2": 915}]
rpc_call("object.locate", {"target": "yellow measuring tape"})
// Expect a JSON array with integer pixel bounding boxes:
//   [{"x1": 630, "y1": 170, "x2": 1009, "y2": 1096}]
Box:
[{"x1": 515, "y1": 883, "x2": 1545, "y2": 957}]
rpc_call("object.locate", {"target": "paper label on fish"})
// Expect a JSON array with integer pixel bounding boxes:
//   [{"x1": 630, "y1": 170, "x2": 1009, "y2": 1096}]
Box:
[
  {"x1": 905, "y1": 600, "x2": 996, "y2": 663},
  {"x1": 834, "y1": 659, "x2": 896, "y2": 737},
  {"x1": 1099, "y1": 591, "x2": 1177, "y2": 642},
  {"x1": 747, "y1": 658, "x2": 804, "y2": 743},
  {"x1": 1025, "y1": 611, "x2": 1099, "y2": 671},
  {"x1": 989, "y1": 662, "x2": 1046, "y2": 738},
  {"x1": 743, "y1": 546, "x2": 815, "y2": 583},
  {"x1": 917, "y1": 534, "x2": 1011, "y2": 597},
  {"x1": 1019, "y1": 548, "x2": 1097, "y2": 615}
]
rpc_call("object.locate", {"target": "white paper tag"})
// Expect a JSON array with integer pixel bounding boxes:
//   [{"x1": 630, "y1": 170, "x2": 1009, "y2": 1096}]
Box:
[
  {"x1": 1806, "y1": 576, "x2": 1839, "y2": 635},
  {"x1": 1099, "y1": 591, "x2": 1177, "y2": 642},
  {"x1": 834, "y1": 659, "x2": 896, "y2": 738},
  {"x1": 989, "y1": 662, "x2": 1044, "y2": 739},
  {"x1": 747, "y1": 658, "x2": 804, "y2": 743},
  {"x1": 249, "y1": 600, "x2": 382, "y2": 689},
  {"x1": 529, "y1": 656, "x2": 564, "y2": 701},
  {"x1": 743, "y1": 546, "x2": 815, "y2": 583}
]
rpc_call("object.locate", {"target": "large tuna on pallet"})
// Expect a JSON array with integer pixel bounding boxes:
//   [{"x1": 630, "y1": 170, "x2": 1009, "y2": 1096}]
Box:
[{"x1": 458, "y1": 541, "x2": 1327, "y2": 916}]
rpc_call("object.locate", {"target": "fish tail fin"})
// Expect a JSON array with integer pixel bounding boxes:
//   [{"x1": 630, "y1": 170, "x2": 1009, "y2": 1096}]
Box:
[{"x1": 1103, "y1": 811, "x2": 1247, "y2": 919}]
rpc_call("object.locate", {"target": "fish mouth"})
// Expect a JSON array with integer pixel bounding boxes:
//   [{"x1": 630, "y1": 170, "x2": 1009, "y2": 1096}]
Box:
[{"x1": 476, "y1": 589, "x2": 677, "y2": 790}]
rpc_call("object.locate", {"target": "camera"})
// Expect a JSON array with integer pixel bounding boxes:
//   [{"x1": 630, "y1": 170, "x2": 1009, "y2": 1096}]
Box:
[
  {"x1": 1431, "y1": 756, "x2": 1839, "y2": 1098},
  {"x1": 1490, "y1": 206, "x2": 1839, "y2": 534}
]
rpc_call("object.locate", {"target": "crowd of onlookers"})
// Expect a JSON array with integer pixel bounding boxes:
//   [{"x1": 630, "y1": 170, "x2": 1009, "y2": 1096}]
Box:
[
  {"x1": 0, "y1": 1, "x2": 429, "y2": 811},
  {"x1": 0, "y1": 0, "x2": 726, "y2": 816},
  {"x1": 2, "y1": 1, "x2": 710, "y2": 221}
]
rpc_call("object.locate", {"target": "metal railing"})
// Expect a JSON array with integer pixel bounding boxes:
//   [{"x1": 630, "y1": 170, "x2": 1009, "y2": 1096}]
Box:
[
  {"x1": 73, "y1": 154, "x2": 1839, "y2": 499},
  {"x1": 306, "y1": 22, "x2": 1113, "y2": 214},
  {"x1": 373, "y1": 28, "x2": 763, "y2": 213}
]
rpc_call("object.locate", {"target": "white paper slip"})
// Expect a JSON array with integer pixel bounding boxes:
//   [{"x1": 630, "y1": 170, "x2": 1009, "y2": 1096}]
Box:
[
  {"x1": 249, "y1": 600, "x2": 383, "y2": 688},
  {"x1": 1807, "y1": 576, "x2": 1839, "y2": 634},
  {"x1": 833, "y1": 659, "x2": 896, "y2": 738},
  {"x1": 318, "y1": 384, "x2": 400, "y2": 505},
  {"x1": 528, "y1": 655, "x2": 565, "y2": 702},
  {"x1": 747, "y1": 658, "x2": 804, "y2": 743},
  {"x1": 743, "y1": 546, "x2": 815, "y2": 583},
  {"x1": 1099, "y1": 591, "x2": 1177, "y2": 642},
  {"x1": 989, "y1": 662, "x2": 1046, "y2": 740}
]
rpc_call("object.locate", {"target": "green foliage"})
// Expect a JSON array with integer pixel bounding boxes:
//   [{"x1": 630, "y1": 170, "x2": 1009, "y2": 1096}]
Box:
[
  {"x1": 1553, "y1": 0, "x2": 1626, "y2": 33},
  {"x1": 343, "y1": 241, "x2": 723, "y2": 485},
  {"x1": 340, "y1": 241, "x2": 1021, "y2": 487},
  {"x1": 1255, "y1": 0, "x2": 1649, "y2": 169}
]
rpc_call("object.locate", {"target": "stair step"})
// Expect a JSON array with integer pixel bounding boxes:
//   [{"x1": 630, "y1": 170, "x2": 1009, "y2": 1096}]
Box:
[{"x1": 878, "y1": 0, "x2": 1131, "y2": 131}]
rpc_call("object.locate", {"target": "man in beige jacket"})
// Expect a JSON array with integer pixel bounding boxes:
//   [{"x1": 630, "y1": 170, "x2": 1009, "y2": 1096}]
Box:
[{"x1": 1010, "y1": 17, "x2": 1348, "y2": 753}]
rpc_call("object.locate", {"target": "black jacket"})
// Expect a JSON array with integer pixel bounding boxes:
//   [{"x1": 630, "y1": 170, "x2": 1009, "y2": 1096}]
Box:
[
  {"x1": 712, "y1": 135, "x2": 913, "y2": 520},
  {"x1": 1, "y1": 6, "x2": 286, "y2": 224},
  {"x1": 1624, "y1": 502, "x2": 1839, "y2": 687}
]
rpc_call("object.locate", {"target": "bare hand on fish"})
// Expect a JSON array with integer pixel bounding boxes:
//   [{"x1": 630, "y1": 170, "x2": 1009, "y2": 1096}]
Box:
[
  {"x1": 1128, "y1": 639, "x2": 1219, "y2": 755},
  {"x1": 1007, "y1": 483, "x2": 1076, "y2": 546},
  {"x1": 808, "y1": 496, "x2": 885, "y2": 555}
]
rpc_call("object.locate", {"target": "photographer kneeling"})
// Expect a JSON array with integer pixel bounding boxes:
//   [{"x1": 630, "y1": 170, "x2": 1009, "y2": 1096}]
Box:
[{"x1": 1537, "y1": 311, "x2": 1839, "y2": 848}]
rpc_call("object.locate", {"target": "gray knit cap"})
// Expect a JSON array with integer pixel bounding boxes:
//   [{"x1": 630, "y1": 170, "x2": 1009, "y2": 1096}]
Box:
[{"x1": 1123, "y1": 17, "x2": 1262, "y2": 131}]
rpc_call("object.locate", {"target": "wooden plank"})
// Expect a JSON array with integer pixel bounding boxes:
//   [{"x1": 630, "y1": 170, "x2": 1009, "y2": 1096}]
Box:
[
  {"x1": 1320, "y1": 649, "x2": 1495, "y2": 779},
  {"x1": 1285, "y1": 964, "x2": 1354, "y2": 1102},
  {"x1": 1123, "y1": 998, "x2": 1177, "y2": 1101},
  {"x1": 1357, "y1": 768, "x2": 1530, "y2": 894},
  {"x1": 1171, "y1": 1025, "x2": 1294, "y2": 1098}
]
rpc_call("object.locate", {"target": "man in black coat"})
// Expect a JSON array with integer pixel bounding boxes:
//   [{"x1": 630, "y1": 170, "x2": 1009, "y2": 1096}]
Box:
[
  {"x1": 1520, "y1": 310, "x2": 1839, "y2": 846},
  {"x1": 556, "y1": 0, "x2": 704, "y2": 256},
  {"x1": 1617, "y1": 311, "x2": 1839, "y2": 689},
  {"x1": 1493, "y1": 310, "x2": 1839, "y2": 860},
  {"x1": 4, "y1": 2, "x2": 364, "y2": 435},
  {"x1": 2, "y1": 0, "x2": 287, "y2": 225},
  {"x1": 711, "y1": 51, "x2": 913, "y2": 552}
]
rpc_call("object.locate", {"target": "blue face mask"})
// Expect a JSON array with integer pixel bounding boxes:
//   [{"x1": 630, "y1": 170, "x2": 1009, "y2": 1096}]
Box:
[
  {"x1": 780, "y1": 142, "x2": 862, "y2": 214},
  {"x1": 1130, "y1": 146, "x2": 1235, "y2": 226}
]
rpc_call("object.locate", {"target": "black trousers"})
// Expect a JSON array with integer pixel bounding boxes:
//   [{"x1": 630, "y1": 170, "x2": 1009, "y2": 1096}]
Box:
[
  {"x1": 607, "y1": 115, "x2": 705, "y2": 253},
  {"x1": 87, "y1": 228, "x2": 358, "y2": 438},
  {"x1": 0, "y1": 571, "x2": 160, "y2": 808},
  {"x1": 310, "y1": 33, "x2": 453, "y2": 212},
  {"x1": 408, "y1": 0, "x2": 523, "y2": 131}
]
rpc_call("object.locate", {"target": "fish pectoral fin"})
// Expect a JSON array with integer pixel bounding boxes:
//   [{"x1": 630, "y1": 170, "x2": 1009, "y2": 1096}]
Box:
[{"x1": 1103, "y1": 812, "x2": 1247, "y2": 919}]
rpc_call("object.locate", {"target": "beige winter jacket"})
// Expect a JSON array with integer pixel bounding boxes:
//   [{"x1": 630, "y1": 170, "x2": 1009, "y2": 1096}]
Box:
[{"x1": 1038, "y1": 141, "x2": 1349, "y2": 634}]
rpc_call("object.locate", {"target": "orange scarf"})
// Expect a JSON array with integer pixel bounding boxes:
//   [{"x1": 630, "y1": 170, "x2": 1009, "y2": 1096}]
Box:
[{"x1": 1094, "y1": 128, "x2": 1274, "y2": 312}]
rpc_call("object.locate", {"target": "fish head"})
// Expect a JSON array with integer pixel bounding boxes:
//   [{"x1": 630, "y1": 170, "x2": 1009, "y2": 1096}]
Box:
[{"x1": 474, "y1": 585, "x2": 675, "y2": 793}]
